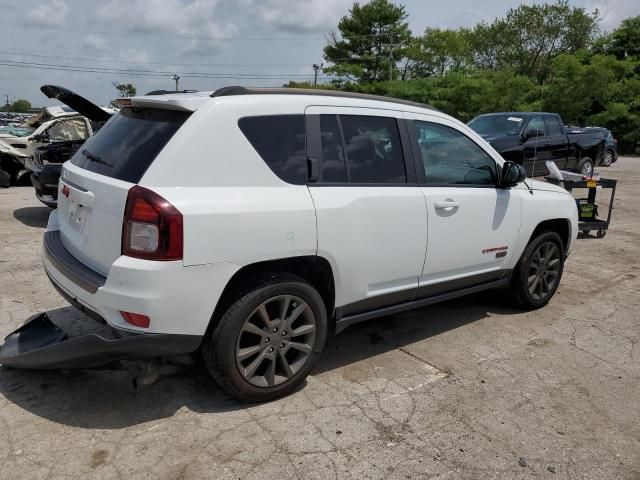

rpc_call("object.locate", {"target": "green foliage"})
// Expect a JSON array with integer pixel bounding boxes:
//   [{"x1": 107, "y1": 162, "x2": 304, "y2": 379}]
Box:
[
  {"x1": 608, "y1": 16, "x2": 640, "y2": 59},
  {"x1": 10, "y1": 99, "x2": 31, "y2": 112},
  {"x1": 113, "y1": 82, "x2": 137, "y2": 97},
  {"x1": 308, "y1": 0, "x2": 640, "y2": 152},
  {"x1": 323, "y1": 0, "x2": 412, "y2": 83}
]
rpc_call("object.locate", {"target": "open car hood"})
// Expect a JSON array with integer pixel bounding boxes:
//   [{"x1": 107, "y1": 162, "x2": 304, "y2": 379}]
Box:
[{"x1": 40, "y1": 85, "x2": 112, "y2": 123}]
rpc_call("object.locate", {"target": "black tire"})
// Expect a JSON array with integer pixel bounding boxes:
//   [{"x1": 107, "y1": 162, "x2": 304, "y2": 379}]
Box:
[
  {"x1": 202, "y1": 273, "x2": 327, "y2": 402},
  {"x1": 597, "y1": 229, "x2": 607, "y2": 238},
  {"x1": 601, "y1": 149, "x2": 614, "y2": 167},
  {"x1": 0, "y1": 169, "x2": 9, "y2": 188},
  {"x1": 577, "y1": 157, "x2": 594, "y2": 177},
  {"x1": 511, "y1": 231, "x2": 565, "y2": 309}
]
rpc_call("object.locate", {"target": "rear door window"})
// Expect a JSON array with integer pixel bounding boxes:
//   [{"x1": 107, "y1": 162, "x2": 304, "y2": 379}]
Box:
[
  {"x1": 317, "y1": 114, "x2": 406, "y2": 184},
  {"x1": 544, "y1": 115, "x2": 563, "y2": 136},
  {"x1": 238, "y1": 115, "x2": 307, "y2": 185},
  {"x1": 70, "y1": 108, "x2": 190, "y2": 183}
]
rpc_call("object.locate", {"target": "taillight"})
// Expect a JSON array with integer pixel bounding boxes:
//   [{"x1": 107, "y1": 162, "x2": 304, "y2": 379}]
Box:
[{"x1": 122, "y1": 186, "x2": 183, "y2": 260}]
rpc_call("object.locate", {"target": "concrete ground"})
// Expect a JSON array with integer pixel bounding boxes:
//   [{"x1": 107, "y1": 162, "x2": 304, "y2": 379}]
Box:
[{"x1": 0, "y1": 158, "x2": 638, "y2": 480}]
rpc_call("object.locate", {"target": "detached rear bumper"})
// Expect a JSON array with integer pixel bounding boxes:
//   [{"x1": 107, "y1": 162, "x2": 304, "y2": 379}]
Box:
[{"x1": 0, "y1": 313, "x2": 201, "y2": 370}]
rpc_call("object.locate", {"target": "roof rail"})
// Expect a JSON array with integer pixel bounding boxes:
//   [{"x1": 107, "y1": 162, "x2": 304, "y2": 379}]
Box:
[
  {"x1": 145, "y1": 89, "x2": 199, "y2": 96},
  {"x1": 210, "y1": 86, "x2": 436, "y2": 111}
]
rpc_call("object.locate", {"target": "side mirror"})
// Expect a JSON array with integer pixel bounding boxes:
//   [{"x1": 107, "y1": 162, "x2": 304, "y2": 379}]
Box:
[
  {"x1": 523, "y1": 128, "x2": 544, "y2": 140},
  {"x1": 501, "y1": 161, "x2": 527, "y2": 187}
]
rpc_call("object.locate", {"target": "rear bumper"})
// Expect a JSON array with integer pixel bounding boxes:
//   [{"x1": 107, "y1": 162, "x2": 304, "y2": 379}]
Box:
[
  {"x1": 42, "y1": 211, "x2": 240, "y2": 337},
  {"x1": 0, "y1": 313, "x2": 201, "y2": 369}
]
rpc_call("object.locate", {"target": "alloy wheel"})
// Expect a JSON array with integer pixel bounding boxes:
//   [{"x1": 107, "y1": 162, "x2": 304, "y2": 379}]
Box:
[
  {"x1": 602, "y1": 151, "x2": 613, "y2": 166},
  {"x1": 235, "y1": 295, "x2": 316, "y2": 388},
  {"x1": 581, "y1": 161, "x2": 593, "y2": 177},
  {"x1": 527, "y1": 241, "x2": 561, "y2": 301}
]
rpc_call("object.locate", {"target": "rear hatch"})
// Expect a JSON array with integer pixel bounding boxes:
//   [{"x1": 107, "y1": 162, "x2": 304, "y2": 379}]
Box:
[{"x1": 56, "y1": 107, "x2": 190, "y2": 275}]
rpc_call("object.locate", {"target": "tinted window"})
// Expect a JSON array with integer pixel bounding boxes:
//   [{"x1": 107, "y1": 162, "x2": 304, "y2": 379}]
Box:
[
  {"x1": 319, "y1": 115, "x2": 347, "y2": 182},
  {"x1": 524, "y1": 116, "x2": 546, "y2": 138},
  {"x1": 414, "y1": 121, "x2": 496, "y2": 185},
  {"x1": 71, "y1": 108, "x2": 190, "y2": 183},
  {"x1": 338, "y1": 115, "x2": 406, "y2": 184},
  {"x1": 239, "y1": 115, "x2": 307, "y2": 185},
  {"x1": 468, "y1": 115, "x2": 523, "y2": 136},
  {"x1": 544, "y1": 116, "x2": 563, "y2": 136}
]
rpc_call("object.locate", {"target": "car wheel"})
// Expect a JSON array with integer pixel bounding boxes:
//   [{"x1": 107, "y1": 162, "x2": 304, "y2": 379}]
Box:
[
  {"x1": 202, "y1": 274, "x2": 328, "y2": 402},
  {"x1": 601, "y1": 150, "x2": 614, "y2": 167},
  {"x1": 578, "y1": 158, "x2": 594, "y2": 177},
  {"x1": 511, "y1": 231, "x2": 565, "y2": 309}
]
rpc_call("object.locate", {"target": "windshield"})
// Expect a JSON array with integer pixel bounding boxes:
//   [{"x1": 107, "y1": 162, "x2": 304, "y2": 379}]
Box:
[
  {"x1": 468, "y1": 115, "x2": 523, "y2": 136},
  {"x1": 0, "y1": 126, "x2": 35, "y2": 137},
  {"x1": 70, "y1": 107, "x2": 190, "y2": 183}
]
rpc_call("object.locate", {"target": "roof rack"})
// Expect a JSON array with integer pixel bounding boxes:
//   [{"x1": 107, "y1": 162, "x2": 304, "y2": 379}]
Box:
[
  {"x1": 210, "y1": 86, "x2": 436, "y2": 111},
  {"x1": 145, "y1": 89, "x2": 199, "y2": 96}
]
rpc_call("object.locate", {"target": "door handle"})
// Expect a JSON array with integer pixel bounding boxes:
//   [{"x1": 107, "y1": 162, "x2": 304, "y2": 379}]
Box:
[
  {"x1": 544, "y1": 141, "x2": 552, "y2": 146},
  {"x1": 434, "y1": 201, "x2": 460, "y2": 210}
]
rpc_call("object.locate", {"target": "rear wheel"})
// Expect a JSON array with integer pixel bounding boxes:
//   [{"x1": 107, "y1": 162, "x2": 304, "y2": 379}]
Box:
[
  {"x1": 202, "y1": 274, "x2": 327, "y2": 402},
  {"x1": 601, "y1": 149, "x2": 614, "y2": 167},
  {"x1": 511, "y1": 231, "x2": 565, "y2": 309}
]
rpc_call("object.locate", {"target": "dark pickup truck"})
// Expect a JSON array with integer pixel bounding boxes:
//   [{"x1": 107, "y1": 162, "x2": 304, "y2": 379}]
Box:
[{"x1": 468, "y1": 112, "x2": 605, "y2": 177}]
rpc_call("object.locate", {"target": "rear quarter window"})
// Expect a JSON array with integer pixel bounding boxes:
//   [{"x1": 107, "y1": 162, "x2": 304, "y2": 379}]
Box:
[
  {"x1": 70, "y1": 108, "x2": 190, "y2": 183},
  {"x1": 238, "y1": 115, "x2": 307, "y2": 185}
]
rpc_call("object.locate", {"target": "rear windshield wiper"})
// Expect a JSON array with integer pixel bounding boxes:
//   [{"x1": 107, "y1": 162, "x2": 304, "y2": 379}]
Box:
[{"x1": 81, "y1": 149, "x2": 112, "y2": 167}]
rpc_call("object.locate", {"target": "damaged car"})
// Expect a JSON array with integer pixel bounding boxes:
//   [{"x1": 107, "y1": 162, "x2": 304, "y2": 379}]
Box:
[{"x1": 28, "y1": 85, "x2": 113, "y2": 207}]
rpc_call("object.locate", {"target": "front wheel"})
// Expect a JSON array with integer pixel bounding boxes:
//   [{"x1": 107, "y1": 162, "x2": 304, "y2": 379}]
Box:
[
  {"x1": 511, "y1": 231, "x2": 565, "y2": 309},
  {"x1": 578, "y1": 157, "x2": 594, "y2": 177},
  {"x1": 202, "y1": 274, "x2": 327, "y2": 402}
]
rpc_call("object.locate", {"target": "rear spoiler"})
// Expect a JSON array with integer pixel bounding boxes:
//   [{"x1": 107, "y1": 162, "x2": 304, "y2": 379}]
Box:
[{"x1": 122, "y1": 92, "x2": 211, "y2": 112}]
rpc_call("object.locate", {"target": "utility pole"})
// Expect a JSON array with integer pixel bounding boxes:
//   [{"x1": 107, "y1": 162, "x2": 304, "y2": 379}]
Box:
[
  {"x1": 171, "y1": 73, "x2": 180, "y2": 92},
  {"x1": 4, "y1": 95, "x2": 9, "y2": 113},
  {"x1": 312, "y1": 63, "x2": 323, "y2": 86}
]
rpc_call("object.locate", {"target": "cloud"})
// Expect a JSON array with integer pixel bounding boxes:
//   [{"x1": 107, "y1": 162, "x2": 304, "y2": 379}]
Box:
[
  {"x1": 119, "y1": 48, "x2": 151, "y2": 64},
  {"x1": 26, "y1": 0, "x2": 69, "y2": 27},
  {"x1": 84, "y1": 34, "x2": 109, "y2": 52},
  {"x1": 95, "y1": 0, "x2": 237, "y2": 40},
  {"x1": 586, "y1": 0, "x2": 638, "y2": 30},
  {"x1": 241, "y1": 0, "x2": 351, "y2": 33}
]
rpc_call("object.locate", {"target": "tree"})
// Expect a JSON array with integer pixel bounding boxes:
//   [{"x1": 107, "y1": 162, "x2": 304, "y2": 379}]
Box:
[
  {"x1": 323, "y1": 0, "x2": 412, "y2": 84},
  {"x1": 409, "y1": 28, "x2": 473, "y2": 77},
  {"x1": 10, "y1": 99, "x2": 31, "y2": 112},
  {"x1": 484, "y1": 1, "x2": 600, "y2": 82},
  {"x1": 608, "y1": 16, "x2": 640, "y2": 59},
  {"x1": 112, "y1": 82, "x2": 137, "y2": 97}
]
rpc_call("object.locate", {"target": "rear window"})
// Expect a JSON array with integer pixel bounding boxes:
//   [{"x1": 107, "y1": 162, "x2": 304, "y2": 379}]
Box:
[
  {"x1": 70, "y1": 108, "x2": 190, "y2": 183},
  {"x1": 238, "y1": 115, "x2": 307, "y2": 185}
]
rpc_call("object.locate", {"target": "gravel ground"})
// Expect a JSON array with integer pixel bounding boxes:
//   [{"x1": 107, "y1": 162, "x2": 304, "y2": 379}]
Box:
[{"x1": 0, "y1": 158, "x2": 638, "y2": 479}]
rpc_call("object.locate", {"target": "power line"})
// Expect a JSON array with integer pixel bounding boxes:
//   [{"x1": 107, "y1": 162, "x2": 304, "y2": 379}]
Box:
[
  {"x1": 0, "y1": 49, "x2": 316, "y2": 68},
  {"x1": 0, "y1": 60, "x2": 332, "y2": 81},
  {"x1": 0, "y1": 59, "x2": 324, "y2": 78},
  {"x1": 0, "y1": 21, "x2": 400, "y2": 42}
]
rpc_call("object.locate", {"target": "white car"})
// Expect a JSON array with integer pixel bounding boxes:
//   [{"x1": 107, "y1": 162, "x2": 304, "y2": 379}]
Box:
[
  {"x1": 1, "y1": 107, "x2": 94, "y2": 186},
  {"x1": 1, "y1": 87, "x2": 579, "y2": 402}
]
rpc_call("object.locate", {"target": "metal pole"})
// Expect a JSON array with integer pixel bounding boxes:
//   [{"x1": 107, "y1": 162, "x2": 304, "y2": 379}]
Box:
[
  {"x1": 312, "y1": 64, "x2": 323, "y2": 86},
  {"x1": 171, "y1": 74, "x2": 180, "y2": 92}
]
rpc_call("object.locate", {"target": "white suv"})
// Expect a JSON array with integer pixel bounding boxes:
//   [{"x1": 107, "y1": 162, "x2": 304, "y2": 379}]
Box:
[{"x1": 27, "y1": 87, "x2": 580, "y2": 401}]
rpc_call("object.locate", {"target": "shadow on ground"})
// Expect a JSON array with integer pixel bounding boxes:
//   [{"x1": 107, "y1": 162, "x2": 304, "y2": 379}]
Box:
[
  {"x1": 0, "y1": 291, "x2": 519, "y2": 429},
  {"x1": 13, "y1": 206, "x2": 51, "y2": 228}
]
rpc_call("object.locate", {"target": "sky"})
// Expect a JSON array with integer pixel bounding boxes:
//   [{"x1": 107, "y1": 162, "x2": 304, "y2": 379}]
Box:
[{"x1": 0, "y1": 0, "x2": 637, "y2": 107}]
